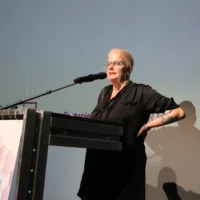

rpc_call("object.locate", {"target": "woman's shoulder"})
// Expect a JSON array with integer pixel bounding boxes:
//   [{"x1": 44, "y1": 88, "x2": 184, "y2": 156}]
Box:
[{"x1": 129, "y1": 81, "x2": 152, "y2": 90}]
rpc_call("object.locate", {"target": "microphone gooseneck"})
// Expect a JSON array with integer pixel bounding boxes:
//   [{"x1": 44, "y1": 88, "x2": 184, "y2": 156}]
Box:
[{"x1": 1, "y1": 72, "x2": 107, "y2": 110}]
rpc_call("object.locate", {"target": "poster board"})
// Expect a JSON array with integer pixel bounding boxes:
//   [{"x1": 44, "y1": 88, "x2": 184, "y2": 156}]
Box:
[{"x1": 0, "y1": 120, "x2": 23, "y2": 200}]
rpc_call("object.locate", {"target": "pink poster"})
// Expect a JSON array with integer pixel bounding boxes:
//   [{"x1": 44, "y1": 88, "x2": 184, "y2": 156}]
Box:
[{"x1": 0, "y1": 120, "x2": 23, "y2": 200}]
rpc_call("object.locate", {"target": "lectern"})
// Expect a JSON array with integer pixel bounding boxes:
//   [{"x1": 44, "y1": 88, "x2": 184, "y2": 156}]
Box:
[{"x1": 0, "y1": 108, "x2": 124, "y2": 200}]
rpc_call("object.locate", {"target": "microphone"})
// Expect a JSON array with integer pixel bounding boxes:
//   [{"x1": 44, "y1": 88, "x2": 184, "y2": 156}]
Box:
[{"x1": 73, "y1": 72, "x2": 107, "y2": 84}]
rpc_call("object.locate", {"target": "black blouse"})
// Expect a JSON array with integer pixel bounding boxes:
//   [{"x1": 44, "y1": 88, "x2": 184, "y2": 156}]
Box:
[{"x1": 78, "y1": 81, "x2": 179, "y2": 199}]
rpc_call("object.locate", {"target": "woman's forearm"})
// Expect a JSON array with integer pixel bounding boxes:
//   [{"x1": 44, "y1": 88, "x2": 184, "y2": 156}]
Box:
[{"x1": 146, "y1": 107, "x2": 186, "y2": 129}]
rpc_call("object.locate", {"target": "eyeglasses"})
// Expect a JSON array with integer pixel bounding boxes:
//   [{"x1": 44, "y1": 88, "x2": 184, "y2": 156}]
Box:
[{"x1": 104, "y1": 61, "x2": 125, "y2": 68}]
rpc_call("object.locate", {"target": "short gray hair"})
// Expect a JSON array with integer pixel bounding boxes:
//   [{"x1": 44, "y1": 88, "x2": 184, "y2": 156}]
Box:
[{"x1": 108, "y1": 48, "x2": 134, "y2": 67}]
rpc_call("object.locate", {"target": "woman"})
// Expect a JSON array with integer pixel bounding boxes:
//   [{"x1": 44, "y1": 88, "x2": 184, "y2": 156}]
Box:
[{"x1": 77, "y1": 48, "x2": 186, "y2": 200}]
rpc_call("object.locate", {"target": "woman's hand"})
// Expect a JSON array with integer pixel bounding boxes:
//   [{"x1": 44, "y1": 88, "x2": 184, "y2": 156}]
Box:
[{"x1": 137, "y1": 124, "x2": 151, "y2": 137}]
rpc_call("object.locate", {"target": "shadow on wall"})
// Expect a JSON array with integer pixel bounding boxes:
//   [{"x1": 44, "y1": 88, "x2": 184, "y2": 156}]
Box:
[
  {"x1": 146, "y1": 167, "x2": 200, "y2": 200},
  {"x1": 145, "y1": 101, "x2": 200, "y2": 200}
]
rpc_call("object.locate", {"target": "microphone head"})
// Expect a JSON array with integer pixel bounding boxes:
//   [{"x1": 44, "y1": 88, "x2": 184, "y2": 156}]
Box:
[
  {"x1": 73, "y1": 72, "x2": 107, "y2": 84},
  {"x1": 97, "y1": 72, "x2": 107, "y2": 79}
]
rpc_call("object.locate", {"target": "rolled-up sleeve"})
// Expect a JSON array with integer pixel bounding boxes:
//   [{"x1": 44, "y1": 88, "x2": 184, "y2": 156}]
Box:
[{"x1": 142, "y1": 85, "x2": 179, "y2": 114}]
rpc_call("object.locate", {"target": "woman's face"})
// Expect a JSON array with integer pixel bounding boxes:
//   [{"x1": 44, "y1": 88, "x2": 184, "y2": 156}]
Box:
[{"x1": 105, "y1": 52, "x2": 129, "y2": 83}]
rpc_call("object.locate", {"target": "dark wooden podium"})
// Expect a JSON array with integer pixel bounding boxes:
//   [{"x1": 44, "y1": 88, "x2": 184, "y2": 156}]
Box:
[{"x1": 0, "y1": 108, "x2": 124, "y2": 200}]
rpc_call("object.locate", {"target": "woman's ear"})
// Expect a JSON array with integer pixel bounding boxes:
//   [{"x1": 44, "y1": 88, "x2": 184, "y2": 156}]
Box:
[{"x1": 129, "y1": 66, "x2": 133, "y2": 73}]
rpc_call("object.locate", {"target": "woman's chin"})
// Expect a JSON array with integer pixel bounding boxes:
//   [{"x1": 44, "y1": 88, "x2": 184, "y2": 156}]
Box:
[{"x1": 108, "y1": 77, "x2": 119, "y2": 83}]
